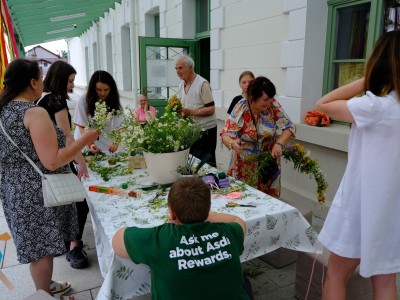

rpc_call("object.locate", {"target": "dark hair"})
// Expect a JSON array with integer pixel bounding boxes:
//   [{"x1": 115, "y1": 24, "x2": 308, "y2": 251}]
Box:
[
  {"x1": 86, "y1": 70, "x2": 121, "y2": 116},
  {"x1": 168, "y1": 177, "x2": 211, "y2": 224},
  {"x1": 247, "y1": 76, "x2": 276, "y2": 103},
  {"x1": 0, "y1": 59, "x2": 41, "y2": 109},
  {"x1": 239, "y1": 70, "x2": 255, "y2": 82},
  {"x1": 365, "y1": 31, "x2": 400, "y2": 98},
  {"x1": 43, "y1": 61, "x2": 76, "y2": 100}
]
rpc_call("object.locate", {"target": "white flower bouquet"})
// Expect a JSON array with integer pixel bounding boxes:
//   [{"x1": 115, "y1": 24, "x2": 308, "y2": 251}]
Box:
[{"x1": 120, "y1": 106, "x2": 203, "y2": 154}]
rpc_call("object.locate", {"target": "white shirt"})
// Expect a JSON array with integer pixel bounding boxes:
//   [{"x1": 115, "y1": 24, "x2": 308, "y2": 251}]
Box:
[
  {"x1": 318, "y1": 91, "x2": 400, "y2": 277},
  {"x1": 178, "y1": 74, "x2": 217, "y2": 130},
  {"x1": 73, "y1": 94, "x2": 124, "y2": 153}
]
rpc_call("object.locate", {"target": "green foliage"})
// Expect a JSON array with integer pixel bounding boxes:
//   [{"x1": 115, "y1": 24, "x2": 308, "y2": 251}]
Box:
[
  {"x1": 247, "y1": 143, "x2": 328, "y2": 206},
  {"x1": 120, "y1": 107, "x2": 203, "y2": 154}
]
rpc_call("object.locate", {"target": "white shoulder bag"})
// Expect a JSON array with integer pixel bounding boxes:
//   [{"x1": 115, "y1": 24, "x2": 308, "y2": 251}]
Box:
[{"x1": 0, "y1": 119, "x2": 86, "y2": 207}]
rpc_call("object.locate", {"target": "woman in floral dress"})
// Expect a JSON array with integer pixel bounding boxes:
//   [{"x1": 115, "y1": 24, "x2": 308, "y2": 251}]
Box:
[{"x1": 220, "y1": 76, "x2": 295, "y2": 197}]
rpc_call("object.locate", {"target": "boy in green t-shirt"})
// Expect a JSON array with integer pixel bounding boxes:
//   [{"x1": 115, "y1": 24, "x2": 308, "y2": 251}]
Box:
[{"x1": 112, "y1": 177, "x2": 251, "y2": 300}]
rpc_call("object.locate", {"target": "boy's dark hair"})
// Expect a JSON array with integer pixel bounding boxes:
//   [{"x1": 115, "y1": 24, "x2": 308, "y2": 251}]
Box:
[{"x1": 168, "y1": 177, "x2": 211, "y2": 224}]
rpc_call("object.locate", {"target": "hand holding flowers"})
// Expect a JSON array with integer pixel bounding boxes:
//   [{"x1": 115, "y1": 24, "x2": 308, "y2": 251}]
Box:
[
  {"x1": 247, "y1": 143, "x2": 328, "y2": 207},
  {"x1": 165, "y1": 93, "x2": 182, "y2": 114},
  {"x1": 86, "y1": 101, "x2": 115, "y2": 131}
]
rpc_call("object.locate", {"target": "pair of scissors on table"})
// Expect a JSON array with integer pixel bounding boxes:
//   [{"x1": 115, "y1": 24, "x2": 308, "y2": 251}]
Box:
[
  {"x1": 226, "y1": 202, "x2": 256, "y2": 208},
  {"x1": 149, "y1": 186, "x2": 167, "y2": 203}
]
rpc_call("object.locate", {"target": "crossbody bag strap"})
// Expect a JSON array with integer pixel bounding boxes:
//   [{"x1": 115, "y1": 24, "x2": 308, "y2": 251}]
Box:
[
  {"x1": 0, "y1": 118, "x2": 45, "y2": 177},
  {"x1": 36, "y1": 92, "x2": 50, "y2": 106}
]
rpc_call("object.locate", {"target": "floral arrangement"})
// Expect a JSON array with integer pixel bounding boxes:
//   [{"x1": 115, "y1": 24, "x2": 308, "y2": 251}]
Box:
[
  {"x1": 119, "y1": 100, "x2": 202, "y2": 154},
  {"x1": 86, "y1": 101, "x2": 115, "y2": 131},
  {"x1": 247, "y1": 143, "x2": 328, "y2": 206},
  {"x1": 165, "y1": 93, "x2": 182, "y2": 114}
]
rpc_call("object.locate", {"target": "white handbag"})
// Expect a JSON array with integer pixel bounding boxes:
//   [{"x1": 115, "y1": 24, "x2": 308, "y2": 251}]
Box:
[{"x1": 0, "y1": 119, "x2": 86, "y2": 207}]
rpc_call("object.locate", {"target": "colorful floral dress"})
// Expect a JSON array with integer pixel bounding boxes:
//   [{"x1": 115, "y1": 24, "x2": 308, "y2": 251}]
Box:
[{"x1": 220, "y1": 99, "x2": 295, "y2": 197}]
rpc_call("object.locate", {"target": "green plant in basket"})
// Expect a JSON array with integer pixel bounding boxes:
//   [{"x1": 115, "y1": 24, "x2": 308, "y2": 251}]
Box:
[{"x1": 120, "y1": 106, "x2": 203, "y2": 154}]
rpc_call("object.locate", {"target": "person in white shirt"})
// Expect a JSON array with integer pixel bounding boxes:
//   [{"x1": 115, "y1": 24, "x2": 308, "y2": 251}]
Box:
[
  {"x1": 175, "y1": 55, "x2": 217, "y2": 167},
  {"x1": 317, "y1": 31, "x2": 400, "y2": 300},
  {"x1": 74, "y1": 70, "x2": 123, "y2": 154}
]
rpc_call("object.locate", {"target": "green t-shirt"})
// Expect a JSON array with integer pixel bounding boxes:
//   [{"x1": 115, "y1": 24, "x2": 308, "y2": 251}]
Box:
[{"x1": 124, "y1": 222, "x2": 248, "y2": 300}]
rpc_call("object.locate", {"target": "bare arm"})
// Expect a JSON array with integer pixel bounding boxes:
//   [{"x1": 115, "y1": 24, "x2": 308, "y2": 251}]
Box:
[
  {"x1": 25, "y1": 107, "x2": 99, "y2": 171},
  {"x1": 77, "y1": 124, "x2": 101, "y2": 154},
  {"x1": 207, "y1": 212, "x2": 246, "y2": 235},
  {"x1": 112, "y1": 227, "x2": 129, "y2": 258},
  {"x1": 221, "y1": 134, "x2": 244, "y2": 154},
  {"x1": 55, "y1": 109, "x2": 89, "y2": 178},
  {"x1": 316, "y1": 78, "x2": 365, "y2": 123}
]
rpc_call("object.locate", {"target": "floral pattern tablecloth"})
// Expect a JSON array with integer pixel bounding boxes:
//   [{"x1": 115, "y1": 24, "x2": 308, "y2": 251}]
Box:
[{"x1": 83, "y1": 167, "x2": 322, "y2": 300}]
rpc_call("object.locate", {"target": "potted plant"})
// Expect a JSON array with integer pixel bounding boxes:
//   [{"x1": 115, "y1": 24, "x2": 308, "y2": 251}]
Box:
[{"x1": 119, "y1": 95, "x2": 203, "y2": 184}]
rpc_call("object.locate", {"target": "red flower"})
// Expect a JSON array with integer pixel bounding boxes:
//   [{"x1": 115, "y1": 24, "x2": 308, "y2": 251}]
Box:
[{"x1": 305, "y1": 110, "x2": 331, "y2": 127}]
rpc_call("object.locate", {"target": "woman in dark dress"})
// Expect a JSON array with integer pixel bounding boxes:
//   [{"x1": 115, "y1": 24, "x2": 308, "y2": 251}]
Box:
[{"x1": 37, "y1": 61, "x2": 89, "y2": 269}]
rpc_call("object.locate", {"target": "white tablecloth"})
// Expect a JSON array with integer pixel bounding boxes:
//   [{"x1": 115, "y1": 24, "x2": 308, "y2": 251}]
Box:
[{"x1": 83, "y1": 166, "x2": 322, "y2": 300}]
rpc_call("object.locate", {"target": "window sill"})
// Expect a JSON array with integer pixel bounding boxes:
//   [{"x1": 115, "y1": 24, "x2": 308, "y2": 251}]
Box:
[{"x1": 295, "y1": 123, "x2": 350, "y2": 152}]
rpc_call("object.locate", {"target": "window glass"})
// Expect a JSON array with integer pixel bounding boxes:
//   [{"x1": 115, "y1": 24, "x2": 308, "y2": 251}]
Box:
[
  {"x1": 331, "y1": 3, "x2": 370, "y2": 88},
  {"x1": 197, "y1": 0, "x2": 209, "y2": 33},
  {"x1": 335, "y1": 4, "x2": 370, "y2": 60},
  {"x1": 155, "y1": 14, "x2": 160, "y2": 38}
]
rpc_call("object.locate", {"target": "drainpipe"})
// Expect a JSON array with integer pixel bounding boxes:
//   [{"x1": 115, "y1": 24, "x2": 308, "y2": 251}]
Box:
[{"x1": 129, "y1": 0, "x2": 139, "y2": 105}]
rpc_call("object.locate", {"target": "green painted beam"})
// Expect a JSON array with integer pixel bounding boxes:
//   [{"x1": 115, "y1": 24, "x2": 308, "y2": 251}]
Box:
[{"x1": 5, "y1": 0, "x2": 122, "y2": 47}]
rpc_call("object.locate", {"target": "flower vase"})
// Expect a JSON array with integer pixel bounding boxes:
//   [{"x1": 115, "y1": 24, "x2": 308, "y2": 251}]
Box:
[{"x1": 143, "y1": 149, "x2": 190, "y2": 184}]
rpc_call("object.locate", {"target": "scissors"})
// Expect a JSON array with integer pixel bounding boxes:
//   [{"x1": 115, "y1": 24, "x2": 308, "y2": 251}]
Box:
[
  {"x1": 226, "y1": 202, "x2": 256, "y2": 208},
  {"x1": 149, "y1": 186, "x2": 167, "y2": 203}
]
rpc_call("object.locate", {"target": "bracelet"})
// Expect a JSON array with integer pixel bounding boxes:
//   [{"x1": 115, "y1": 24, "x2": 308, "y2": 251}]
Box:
[
  {"x1": 229, "y1": 140, "x2": 234, "y2": 150},
  {"x1": 274, "y1": 142, "x2": 285, "y2": 149}
]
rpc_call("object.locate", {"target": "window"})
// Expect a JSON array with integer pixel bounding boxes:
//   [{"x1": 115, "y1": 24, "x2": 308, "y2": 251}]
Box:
[
  {"x1": 323, "y1": 0, "x2": 386, "y2": 93},
  {"x1": 195, "y1": 0, "x2": 210, "y2": 38},
  {"x1": 154, "y1": 14, "x2": 160, "y2": 38}
]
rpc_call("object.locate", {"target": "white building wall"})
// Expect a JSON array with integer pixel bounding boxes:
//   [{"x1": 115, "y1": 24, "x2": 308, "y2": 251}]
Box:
[
  {"x1": 68, "y1": 37, "x2": 86, "y2": 87},
  {"x1": 68, "y1": 0, "x2": 348, "y2": 218}
]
